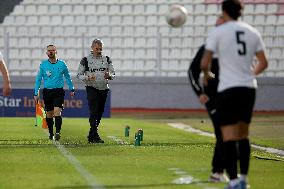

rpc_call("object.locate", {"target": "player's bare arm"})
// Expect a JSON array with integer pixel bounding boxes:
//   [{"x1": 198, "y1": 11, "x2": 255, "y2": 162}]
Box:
[
  {"x1": 200, "y1": 50, "x2": 215, "y2": 86},
  {"x1": 254, "y1": 51, "x2": 268, "y2": 75}
]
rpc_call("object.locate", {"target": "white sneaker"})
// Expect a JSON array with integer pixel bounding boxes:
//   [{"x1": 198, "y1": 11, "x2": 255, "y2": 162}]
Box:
[{"x1": 209, "y1": 172, "x2": 229, "y2": 183}]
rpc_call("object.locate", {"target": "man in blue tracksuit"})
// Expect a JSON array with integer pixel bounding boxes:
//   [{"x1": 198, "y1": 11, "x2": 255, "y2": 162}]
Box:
[{"x1": 34, "y1": 45, "x2": 75, "y2": 141}]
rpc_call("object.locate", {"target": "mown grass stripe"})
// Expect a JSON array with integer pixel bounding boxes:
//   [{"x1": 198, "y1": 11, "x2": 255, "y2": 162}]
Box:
[
  {"x1": 44, "y1": 131, "x2": 105, "y2": 189},
  {"x1": 168, "y1": 122, "x2": 284, "y2": 157}
]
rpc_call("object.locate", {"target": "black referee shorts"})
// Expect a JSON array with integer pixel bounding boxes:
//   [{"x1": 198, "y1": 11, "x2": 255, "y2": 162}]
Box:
[
  {"x1": 215, "y1": 87, "x2": 256, "y2": 127},
  {"x1": 42, "y1": 88, "x2": 65, "y2": 111}
]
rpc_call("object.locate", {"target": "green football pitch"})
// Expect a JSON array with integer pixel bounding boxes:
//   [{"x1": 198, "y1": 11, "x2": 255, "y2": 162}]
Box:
[{"x1": 0, "y1": 112, "x2": 283, "y2": 189}]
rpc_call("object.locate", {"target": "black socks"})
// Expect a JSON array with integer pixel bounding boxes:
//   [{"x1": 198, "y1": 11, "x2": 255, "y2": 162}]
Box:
[
  {"x1": 224, "y1": 141, "x2": 238, "y2": 180},
  {"x1": 224, "y1": 139, "x2": 251, "y2": 179},
  {"x1": 46, "y1": 117, "x2": 54, "y2": 136},
  {"x1": 46, "y1": 116, "x2": 62, "y2": 135},
  {"x1": 55, "y1": 116, "x2": 62, "y2": 133},
  {"x1": 239, "y1": 139, "x2": 250, "y2": 175}
]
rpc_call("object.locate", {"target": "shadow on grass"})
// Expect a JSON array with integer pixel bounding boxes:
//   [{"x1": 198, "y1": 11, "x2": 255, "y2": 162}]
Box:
[{"x1": 54, "y1": 180, "x2": 212, "y2": 189}]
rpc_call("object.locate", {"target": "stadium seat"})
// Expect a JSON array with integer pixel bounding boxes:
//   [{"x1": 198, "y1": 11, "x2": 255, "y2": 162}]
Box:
[
  {"x1": 266, "y1": 4, "x2": 278, "y2": 14},
  {"x1": 73, "y1": 5, "x2": 84, "y2": 14},
  {"x1": 264, "y1": 25, "x2": 275, "y2": 36},
  {"x1": 146, "y1": 48, "x2": 156, "y2": 59},
  {"x1": 147, "y1": 16, "x2": 158, "y2": 26},
  {"x1": 53, "y1": 26, "x2": 64, "y2": 35},
  {"x1": 111, "y1": 49, "x2": 122, "y2": 59},
  {"x1": 98, "y1": 15, "x2": 110, "y2": 25},
  {"x1": 135, "y1": 38, "x2": 146, "y2": 47},
  {"x1": 20, "y1": 60, "x2": 33, "y2": 70},
  {"x1": 85, "y1": 5, "x2": 96, "y2": 15},
  {"x1": 134, "y1": 49, "x2": 145, "y2": 59},
  {"x1": 41, "y1": 26, "x2": 53, "y2": 35},
  {"x1": 181, "y1": 48, "x2": 192, "y2": 59},
  {"x1": 277, "y1": 15, "x2": 284, "y2": 24},
  {"x1": 243, "y1": 4, "x2": 254, "y2": 15},
  {"x1": 49, "y1": 5, "x2": 61, "y2": 15},
  {"x1": 206, "y1": 4, "x2": 218, "y2": 14},
  {"x1": 30, "y1": 38, "x2": 42, "y2": 48},
  {"x1": 109, "y1": 5, "x2": 120, "y2": 15},
  {"x1": 86, "y1": 15, "x2": 98, "y2": 25},
  {"x1": 29, "y1": 26, "x2": 40, "y2": 35},
  {"x1": 74, "y1": 15, "x2": 86, "y2": 25},
  {"x1": 3, "y1": 16, "x2": 14, "y2": 25},
  {"x1": 122, "y1": 15, "x2": 134, "y2": 25},
  {"x1": 277, "y1": 5, "x2": 284, "y2": 15},
  {"x1": 254, "y1": 15, "x2": 266, "y2": 26},
  {"x1": 8, "y1": 59, "x2": 20, "y2": 70},
  {"x1": 203, "y1": 0, "x2": 221, "y2": 4},
  {"x1": 194, "y1": 4, "x2": 206, "y2": 15},
  {"x1": 64, "y1": 15, "x2": 76, "y2": 26},
  {"x1": 124, "y1": 37, "x2": 134, "y2": 47},
  {"x1": 194, "y1": 15, "x2": 206, "y2": 26},
  {"x1": 123, "y1": 26, "x2": 134, "y2": 36},
  {"x1": 18, "y1": 38, "x2": 29, "y2": 47},
  {"x1": 62, "y1": 5, "x2": 73, "y2": 13},
  {"x1": 145, "y1": 4, "x2": 157, "y2": 14},
  {"x1": 17, "y1": 26, "x2": 28, "y2": 35},
  {"x1": 77, "y1": 26, "x2": 87, "y2": 34},
  {"x1": 15, "y1": 16, "x2": 27, "y2": 25},
  {"x1": 243, "y1": 15, "x2": 254, "y2": 25},
  {"x1": 135, "y1": 15, "x2": 146, "y2": 25},
  {"x1": 9, "y1": 37, "x2": 18, "y2": 48},
  {"x1": 146, "y1": 37, "x2": 157, "y2": 47},
  {"x1": 254, "y1": 4, "x2": 266, "y2": 14},
  {"x1": 19, "y1": 49, "x2": 31, "y2": 59},
  {"x1": 270, "y1": 47, "x2": 281, "y2": 59},
  {"x1": 135, "y1": 26, "x2": 146, "y2": 35},
  {"x1": 97, "y1": 5, "x2": 108, "y2": 14},
  {"x1": 266, "y1": 15, "x2": 277, "y2": 25},
  {"x1": 110, "y1": 15, "x2": 122, "y2": 25},
  {"x1": 24, "y1": 5, "x2": 37, "y2": 15},
  {"x1": 37, "y1": 5, "x2": 49, "y2": 14},
  {"x1": 121, "y1": 5, "x2": 132, "y2": 15},
  {"x1": 87, "y1": 26, "x2": 98, "y2": 35},
  {"x1": 111, "y1": 26, "x2": 122, "y2": 36},
  {"x1": 263, "y1": 36, "x2": 274, "y2": 47},
  {"x1": 161, "y1": 49, "x2": 170, "y2": 59},
  {"x1": 51, "y1": 15, "x2": 63, "y2": 25},
  {"x1": 12, "y1": 5, "x2": 25, "y2": 15},
  {"x1": 38, "y1": 15, "x2": 50, "y2": 25}
]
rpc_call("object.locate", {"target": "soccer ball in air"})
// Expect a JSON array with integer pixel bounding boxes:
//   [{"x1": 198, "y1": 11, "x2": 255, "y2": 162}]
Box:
[{"x1": 166, "y1": 5, "x2": 188, "y2": 28}]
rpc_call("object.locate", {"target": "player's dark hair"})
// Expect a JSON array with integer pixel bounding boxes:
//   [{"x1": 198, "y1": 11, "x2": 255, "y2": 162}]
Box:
[
  {"x1": 46, "y1": 44, "x2": 56, "y2": 49},
  {"x1": 222, "y1": 0, "x2": 243, "y2": 20},
  {"x1": 92, "y1": 38, "x2": 103, "y2": 46}
]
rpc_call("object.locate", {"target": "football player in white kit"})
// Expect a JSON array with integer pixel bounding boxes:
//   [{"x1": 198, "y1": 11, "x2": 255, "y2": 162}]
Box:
[{"x1": 201, "y1": 0, "x2": 268, "y2": 189}]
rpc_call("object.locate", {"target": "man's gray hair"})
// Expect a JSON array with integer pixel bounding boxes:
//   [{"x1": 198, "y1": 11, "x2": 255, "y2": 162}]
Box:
[{"x1": 92, "y1": 38, "x2": 103, "y2": 46}]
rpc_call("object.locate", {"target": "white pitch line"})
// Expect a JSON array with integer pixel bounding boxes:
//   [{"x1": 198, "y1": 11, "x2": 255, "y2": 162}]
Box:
[
  {"x1": 107, "y1": 136, "x2": 129, "y2": 145},
  {"x1": 168, "y1": 122, "x2": 284, "y2": 157},
  {"x1": 44, "y1": 130, "x2": 105, "y2": 189},
  {"x1": 168, "y1": 167, "x2": 219, "y2": 189}
]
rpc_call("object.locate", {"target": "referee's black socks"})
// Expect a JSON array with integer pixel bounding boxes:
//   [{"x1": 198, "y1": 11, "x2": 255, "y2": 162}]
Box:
[
  {"x1": 46, "y1": 117, "x2": 54, "y2": 136},
  {"x1": 55, "y1": 116, "x2": 62, "y2": 133}
]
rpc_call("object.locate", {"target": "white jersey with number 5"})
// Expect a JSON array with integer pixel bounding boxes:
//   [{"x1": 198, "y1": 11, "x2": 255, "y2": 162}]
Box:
[{"x1": 205, "y1": 20, "x2": 265, "y2": 92}]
